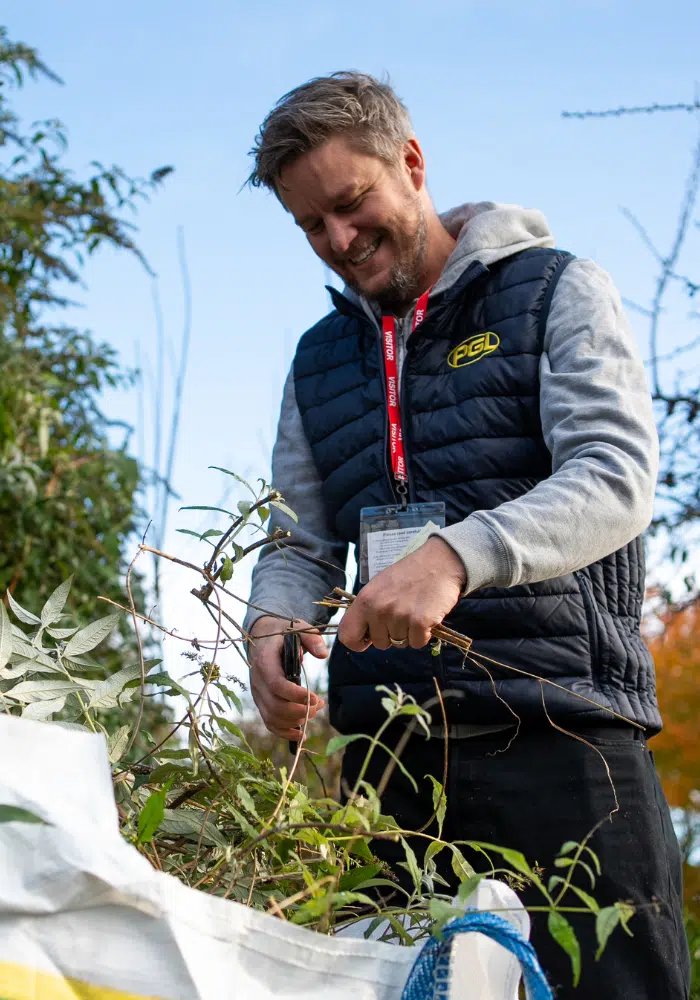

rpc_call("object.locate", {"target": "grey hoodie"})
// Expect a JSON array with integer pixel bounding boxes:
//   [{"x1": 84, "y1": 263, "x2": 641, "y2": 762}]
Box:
[{"x1": 244, "y1": 203, "x2": 658, "y2": 632}]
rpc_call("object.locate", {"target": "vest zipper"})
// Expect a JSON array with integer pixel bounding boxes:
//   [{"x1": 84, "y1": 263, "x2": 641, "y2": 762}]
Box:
[{"x1": 577, "y1": 572, "x2": 600, "y2": 670}]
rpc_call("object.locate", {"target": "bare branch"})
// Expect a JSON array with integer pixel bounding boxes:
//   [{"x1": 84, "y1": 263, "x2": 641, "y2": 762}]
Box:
[{"x1": 563, "y1": 100, "x2": 700, "y2": 120}]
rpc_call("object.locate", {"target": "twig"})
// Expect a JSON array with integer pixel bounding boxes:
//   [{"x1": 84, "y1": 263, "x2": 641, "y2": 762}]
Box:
[
  {"x1": 98, "y1": 595, "x2": 229, "y2": 648},
  {"x1": 563, "y1": 100, "x2": 700, "y2": 119},
  {"x1": 321, "y1": 588, "x2": 643, "y2": 730},
  {"x1": 123, "y1": 538, "x2": 148, "y2": 756},
  {"x1": 169, "y1": 780, "x2": 209, "y2": 810},
  {"x1": 468, "y1": 648, "x2": 644, "y2": 730}
]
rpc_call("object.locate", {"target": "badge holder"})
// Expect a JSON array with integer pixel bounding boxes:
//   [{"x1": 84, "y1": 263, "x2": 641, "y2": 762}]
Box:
[{"x1": 359, "y1": 501, "x2": 446, "y2": 583}]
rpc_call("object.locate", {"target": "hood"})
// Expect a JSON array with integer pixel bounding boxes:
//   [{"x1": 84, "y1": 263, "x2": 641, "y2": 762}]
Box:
[
  {"x1": 344, "y1": 202, "x2": 555, "y2": 318},
  {"x1": 433, "y1": 201, "x2": 555, "y2": 296}
]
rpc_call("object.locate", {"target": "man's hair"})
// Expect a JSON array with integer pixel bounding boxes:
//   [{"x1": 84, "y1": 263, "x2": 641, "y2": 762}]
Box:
[{"x1": 248, "y1": 71, "x2": 414, "y2": 194}]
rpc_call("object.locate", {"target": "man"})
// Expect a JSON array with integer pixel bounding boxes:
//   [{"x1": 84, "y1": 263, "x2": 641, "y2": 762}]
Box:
[{"x1": 243, "y1": 72, "x2": 689, "y2": 998}]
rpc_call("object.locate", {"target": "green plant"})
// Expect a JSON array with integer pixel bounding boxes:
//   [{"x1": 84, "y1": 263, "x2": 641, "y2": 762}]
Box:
[{"x1": 0, "y1": 468, "x2": 638, "y2": 988}]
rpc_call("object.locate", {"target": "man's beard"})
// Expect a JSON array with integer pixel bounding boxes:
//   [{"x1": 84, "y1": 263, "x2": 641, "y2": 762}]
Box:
[{"x1": 342, "y1": 205, "x2": 428, "y2": 314}]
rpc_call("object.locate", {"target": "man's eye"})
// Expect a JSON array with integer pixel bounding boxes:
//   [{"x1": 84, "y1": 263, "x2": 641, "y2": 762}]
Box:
[
  {"x1": 338, "y1": 198, "x2": 361, "y2": 214},
  {"x1": 306, "y1": 221, "x2": 323, "y2": 236}
]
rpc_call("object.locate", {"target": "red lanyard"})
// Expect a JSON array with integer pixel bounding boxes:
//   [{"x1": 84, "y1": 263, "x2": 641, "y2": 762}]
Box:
[{"x1": 381, "y1": 287, "x2": 431, "y2": 486}]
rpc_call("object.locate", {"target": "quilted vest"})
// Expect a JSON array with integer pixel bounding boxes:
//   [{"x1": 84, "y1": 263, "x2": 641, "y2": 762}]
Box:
[{"x1": 293, "y1": 249, "x2": 660, "y2": 736}]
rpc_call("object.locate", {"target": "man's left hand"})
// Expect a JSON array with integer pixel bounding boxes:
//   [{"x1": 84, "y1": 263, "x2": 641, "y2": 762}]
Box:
[{"x1": 337, "y1": 536, "x2": 467, "y2": 651}]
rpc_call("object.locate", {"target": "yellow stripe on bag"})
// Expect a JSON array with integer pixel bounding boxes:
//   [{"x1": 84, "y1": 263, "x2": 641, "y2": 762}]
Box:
[{"x1": 0, "y1": 962, "x2": 165, "y2": 1000}]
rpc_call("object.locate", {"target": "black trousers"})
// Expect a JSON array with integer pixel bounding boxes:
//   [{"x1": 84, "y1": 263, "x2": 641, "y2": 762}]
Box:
[{"x1": 342, "y1": 723, "x2": 690, "y2": 999}]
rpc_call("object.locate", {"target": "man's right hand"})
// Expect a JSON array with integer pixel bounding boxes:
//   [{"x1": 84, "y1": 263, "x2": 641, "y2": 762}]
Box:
[{"x1": 247, "y1": 616, "x2": 327, "y2": 740}]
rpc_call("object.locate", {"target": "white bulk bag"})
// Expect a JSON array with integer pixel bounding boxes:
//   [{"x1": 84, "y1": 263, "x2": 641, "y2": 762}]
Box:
[{"x1": 0, "y1": 715, "x2": 538, "y2": 1000}]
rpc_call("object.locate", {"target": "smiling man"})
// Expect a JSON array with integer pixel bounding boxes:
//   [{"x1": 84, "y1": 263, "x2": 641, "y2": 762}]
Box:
[{"x1": 243, "y1": 73, "x2": 689, "y2": 998}]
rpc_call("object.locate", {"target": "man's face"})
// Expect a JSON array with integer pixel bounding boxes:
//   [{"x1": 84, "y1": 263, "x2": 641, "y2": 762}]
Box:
[{"x1": 278, "y1": 135, "x2": 427, "y2": 310}]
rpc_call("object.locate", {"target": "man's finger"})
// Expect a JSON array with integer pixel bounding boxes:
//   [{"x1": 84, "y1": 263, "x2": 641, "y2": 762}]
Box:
[
  {"x1": 337, "y1": 602, "x2": 372, "y2": 652},
  {"x1": 408, "y1": 619, "x2": 433, "y2": 649},
  {"x1": 299, "y1": 626, "x2": 328, "y2": 659}
]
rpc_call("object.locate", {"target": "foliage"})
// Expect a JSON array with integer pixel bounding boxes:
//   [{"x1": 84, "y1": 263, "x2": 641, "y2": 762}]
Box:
[
  {"x1": 687, "y1": 909, "x2": 700, "y2": 1000},
  {"x1": 0, "y1": 469, "x2": 636, "y2": 986},
  {"x1": 0, "y1": 26, "x2": 171, "y2": 635},
  {"x1": 648, "y1": 603, "x2": 700, "y2": 812},
  {"x1": 646, "y1": 601, "x2": 700, "y2": 936}
]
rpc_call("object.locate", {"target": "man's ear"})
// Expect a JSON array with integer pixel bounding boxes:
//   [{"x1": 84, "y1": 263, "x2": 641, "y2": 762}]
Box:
[{"x1": 402, "y1": 138, "x2": 427, "y2": 193}]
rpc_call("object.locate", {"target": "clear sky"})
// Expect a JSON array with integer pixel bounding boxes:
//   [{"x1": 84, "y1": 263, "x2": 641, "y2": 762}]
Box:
[{"x1": 7, "y1": 1, "x2": 700, "y2": 681}]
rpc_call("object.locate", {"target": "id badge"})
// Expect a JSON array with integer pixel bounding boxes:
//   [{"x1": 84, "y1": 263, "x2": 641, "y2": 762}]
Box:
[{"x1": 359, "y1": 502, "x2": 446, "y2": 583}]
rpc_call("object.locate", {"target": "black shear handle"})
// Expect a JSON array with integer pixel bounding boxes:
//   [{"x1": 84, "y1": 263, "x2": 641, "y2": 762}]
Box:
[{"x1": 282, "y1": 632, "x2": 303, "y2": 755}]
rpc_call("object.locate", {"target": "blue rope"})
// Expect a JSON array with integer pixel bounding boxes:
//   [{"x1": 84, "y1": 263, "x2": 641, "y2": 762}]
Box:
[{"x1": 401, "y1": 910, "x2": 553, "y2": 1000}]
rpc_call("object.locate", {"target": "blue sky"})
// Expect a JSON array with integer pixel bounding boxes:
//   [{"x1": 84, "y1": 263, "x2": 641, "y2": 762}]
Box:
[{"x1": 7, "y1": 1, "x2": 700, "y2": 680}]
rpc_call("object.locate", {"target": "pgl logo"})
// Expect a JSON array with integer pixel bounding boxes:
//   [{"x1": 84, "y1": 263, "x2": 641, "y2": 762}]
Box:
[{"x1": 448, "y1": 331, "x2": 500, "y2": 368}]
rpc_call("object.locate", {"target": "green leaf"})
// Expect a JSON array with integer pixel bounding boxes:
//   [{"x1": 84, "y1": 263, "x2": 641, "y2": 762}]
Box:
[
  {"x1": 595, "y1": 906, "x2": 621, "y2": 960},
  {"x1": 326, "y1": 733, "x2": 367, "y2": 756},
  {"x1": 215, "y1": 716, "x2": 245, "y2": 741},
  {"x1": 236, "y1": 782, "x2": 259, "y2": 819},
  {"x1": 45, "y1": 625, "x2": 81, "y2": 639},
  {"x1": 338, "y1": 863, "x2": 383, "y2": 892},
  {"x1": 11, "y1": 636, "x2": 55, "y2": 667},
  {"x1": 429, "y1": 897, "x2": 464, "y2": 933},
  {"x1": 559, "y1": 840, "x2": 579, "y2": 856},
  {"x1": 548, "y1": 876, "x2": 600, "y2": 913},
  {"x1": 449, "y1": 844, "x2": 475, "y2": 881},
  {"x1": 348, "y1": 837, "x2": 374, "y2": 861},
  {"x1": 0, "y1": 599, "x2": 12, "y2": 673},
  {"x1": 0, "y1": 804, "x2": 49, "y2": 825},
  {"x1": 237, "y1": 500, "x2": 252, "y2": 517},
  {"x1": 88, "y1": 660, "x2": 157, "y2": 710},
  {"x1": 229, "y1": 805, "x2": 259, "y2": 841},
  {"x1": 140, "y1": 671, "x2": 192, "y2": 703},
  {"x1": 179, "y1": 505, "x2": 236, "y2": 516},
  {"x1": 148, "y1": 763, "x2": 193, "y2": 784},
  {"x1": 107, "y1": 725, "x2": 131, "y2": 764},
  {"x1": 555, "y1": 855, "x2": 596, "y2": 888},
  {"x1": 6, "y1": 678, "x2": 84, "y2": 703},
  {"x1": 457, "y1": 873, "x2": 487, "y2": 903},
  {"x1": 64, "y1": 613, "x2": 120, "y2": 657},
  {"x1": 269, "y1": 499, "x2": 299, "y2": 523},
  {"x1": 7, "y1": 591, "x2": 41, "y2": 625},
  {"x1": 424, "y1": 840, "x2": 446, "y2": 866},
  {"x1": 220, "y1": 556, "x2": 234, "y2": 584},
  {"x1": 208, "y1": 467, "x2": 254, "y2": 493},
  {"x1": 215, "y1": 681, "x2": 243, "y2": 713},
  {"x1": 257, "y1": 506, "x2": 270, "y2": 524},
  {"x1": 40, "y1": 576, "x2": 73, "y2": 626},
  {"x1": 137, "y1": 786, "x2": 168, "y2": 844},
  {"x1": 400, "y1": 837, "x2": 422, "y2": 893},
  {"x1": 468, "y1": 841, "x2": 536, "y2": 882},
  {"x1": 548, "y1": 910, "x2": 581, "y2": 986},
  {"x1": 424, "y1": 774, "x2": 446, "y2": 838},
  {"x1": 23, "y1": 695, "x2": 68, "y2": 719},
  {"x1": 201, "y1": 529, "x2": 223, "y2": 539}
]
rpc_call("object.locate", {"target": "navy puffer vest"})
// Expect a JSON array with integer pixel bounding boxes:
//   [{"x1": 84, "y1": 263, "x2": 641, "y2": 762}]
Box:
[{"x1": 293, "y1": 249, "x2": 660, "y2": 735}]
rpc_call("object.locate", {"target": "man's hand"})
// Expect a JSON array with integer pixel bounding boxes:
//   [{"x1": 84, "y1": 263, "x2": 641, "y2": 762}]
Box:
[
  {"x1": 338, "y1": 536, "x2": 466, "y2": 651},
  {"x1": 248, "y1": 616, "x2": 327, "y2": 739}
]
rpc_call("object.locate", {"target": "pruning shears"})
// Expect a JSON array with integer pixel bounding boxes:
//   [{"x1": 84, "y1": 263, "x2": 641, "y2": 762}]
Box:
[{"x1": 282, "y1": 631, "x2": 302, "y2": 756}]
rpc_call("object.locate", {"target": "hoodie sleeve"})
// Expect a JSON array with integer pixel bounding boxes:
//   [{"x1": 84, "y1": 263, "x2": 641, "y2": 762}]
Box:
[
  {"x1": 429, "y1": 258, "x2": 659, "y2": 591},
  {"x1": 243, "y1": 367, "x2": 349, "y2": 634}
]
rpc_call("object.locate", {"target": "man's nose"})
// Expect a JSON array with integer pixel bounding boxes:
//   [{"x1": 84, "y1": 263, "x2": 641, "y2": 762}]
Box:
[{"x1": 325, "y1": 217, "x2": 357, "y2": 257}]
